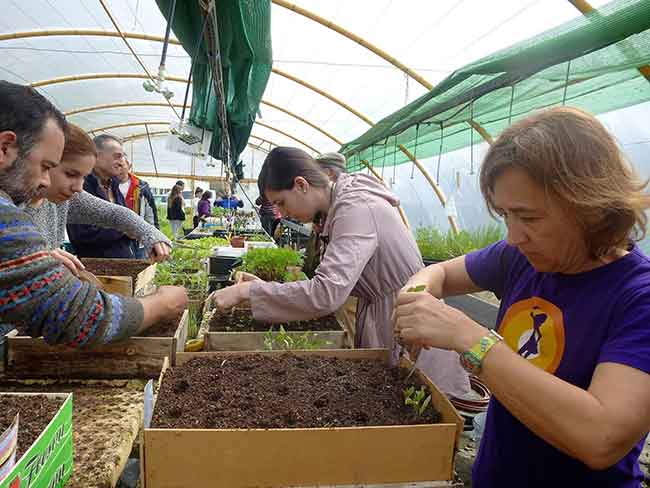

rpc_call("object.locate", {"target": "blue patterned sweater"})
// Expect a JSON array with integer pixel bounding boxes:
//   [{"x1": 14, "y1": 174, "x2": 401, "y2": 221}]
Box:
[{"x1": 0, "y1": 190, "x2": 143, "y2": 346}]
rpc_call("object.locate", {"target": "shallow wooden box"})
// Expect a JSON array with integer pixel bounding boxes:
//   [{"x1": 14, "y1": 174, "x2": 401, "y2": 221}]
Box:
[
  {"x1": 4, "y1": 310, "x2": 188, "y2": 379},
  {"x1": 81, "y1": 258, "x2": 157, "y2": 297},
  {"x1": 142, "y1": 349, "x2": 463, "y2": 487},
  {"x1": 204, "y1": 309, "x2": 348, "y2": 351}
]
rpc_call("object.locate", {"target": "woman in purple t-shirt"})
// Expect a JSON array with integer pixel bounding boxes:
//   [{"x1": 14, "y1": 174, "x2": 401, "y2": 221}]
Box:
[{"x1": 394, "y1": 107, "x2": 650, "y2": 488}]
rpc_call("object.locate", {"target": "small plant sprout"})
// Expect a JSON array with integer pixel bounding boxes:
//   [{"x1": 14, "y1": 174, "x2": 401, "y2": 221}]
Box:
[
  {"x1": 407, "y1": 285, "x2": 426, "y2": 293},
  {"x1": 403, "y1": 386, "x2": 432, "y2": 417},
  {"x1": 263, "y1": 325, "x2": 332, "y2": 351}
]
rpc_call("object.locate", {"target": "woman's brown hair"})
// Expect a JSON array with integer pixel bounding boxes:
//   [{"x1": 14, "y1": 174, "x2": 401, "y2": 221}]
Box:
[
  {"x1": 480, "y1": 106, "x2": 650, "y2": 258},
  {"x1": 258, "y1": 147, "x2": 330, "y2": 198},
  {"x1": 62, "y1": 123, "x2": 97, "y2": 161}
]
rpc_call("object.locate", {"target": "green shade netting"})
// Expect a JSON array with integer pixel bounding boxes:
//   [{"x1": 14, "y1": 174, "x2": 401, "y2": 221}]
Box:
[
  {"x1": 341, "y1": 0, "x2": 650, "y2": 172},
  {"x1": 156, "y1": 0, "x2": 272, "y2": 165}
]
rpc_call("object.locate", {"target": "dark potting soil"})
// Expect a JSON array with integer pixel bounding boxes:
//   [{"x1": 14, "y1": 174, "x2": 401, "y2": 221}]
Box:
[
  {"x1": 81, "y1": 258, "x2": 151, "y2": 283},
  {"x1": 151, "y1": 355, "x2": 441, "y2": 429},
  {"x1": 0, "y1": 395, "x2": 63, "y2": 458},
  {"x1": 139, "y1": 313, "x2": 182, "y2": 337},
  {"x1": 209, "y1": 309, "x2": 340, "y2": 332}
]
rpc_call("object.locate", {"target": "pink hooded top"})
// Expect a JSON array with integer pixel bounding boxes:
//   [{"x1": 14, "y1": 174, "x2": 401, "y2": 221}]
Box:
[{"x1": 249, "y1": 173, "x2": 469, "y2": 396}]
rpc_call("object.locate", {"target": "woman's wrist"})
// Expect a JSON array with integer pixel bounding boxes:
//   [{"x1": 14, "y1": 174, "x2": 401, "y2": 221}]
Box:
[{"x1": 454, "y1": 317, "x2": 489, "y2": 353}]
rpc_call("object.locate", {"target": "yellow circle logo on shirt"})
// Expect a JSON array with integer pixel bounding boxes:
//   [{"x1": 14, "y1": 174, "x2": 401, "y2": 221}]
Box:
[{"x1": 498, "y1": 297, "x2": 565, "y2": 373}]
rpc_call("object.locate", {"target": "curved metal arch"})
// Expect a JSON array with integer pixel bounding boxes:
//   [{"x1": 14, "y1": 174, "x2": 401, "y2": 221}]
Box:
[
  {"x1": 122, "y1": 130, "x2": 268, "y2": 154},
  {"x1": 254, "y1": 121, "x2": 320, "y2": 153},
  {"x1": 89, "y1": 120, "x2": 315, "y2": 153},
  {"x1": 8, "y1": 28, "x2": 492, "y2": 141},
  {"x1": 272, "y1": 0, "x2": 432, "y2": 90},
  {"x1": 249, "y1": 135, "x2": 280, "y2": 149},
  {"x1": 31, "y1": 70, "x2": 373, "y2": 127},
  {"x1": 65, "y1": 100, "x2": 342, "y2": 145},
  {"x1": 89, "y1": 121, "x2": 169, "y2": 134}
]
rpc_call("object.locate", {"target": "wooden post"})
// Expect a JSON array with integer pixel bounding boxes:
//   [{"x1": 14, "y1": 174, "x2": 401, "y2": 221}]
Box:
[{"x1": 398, "y1": 145, "x2": 460, "y2": 234}]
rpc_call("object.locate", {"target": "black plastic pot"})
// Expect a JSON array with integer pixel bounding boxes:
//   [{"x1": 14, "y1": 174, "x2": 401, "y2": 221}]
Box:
[{"x1": 208, "y1": 255, "x2": 241, "y2": 276}]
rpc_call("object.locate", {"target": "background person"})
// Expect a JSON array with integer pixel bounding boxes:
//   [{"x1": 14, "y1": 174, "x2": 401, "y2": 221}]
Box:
[
  {"x1": 66, "y1": 134, "x2": 136, "y2": 258},
  {"x1": 167, "y1": 184, "x2": 185, "y2": 237}
]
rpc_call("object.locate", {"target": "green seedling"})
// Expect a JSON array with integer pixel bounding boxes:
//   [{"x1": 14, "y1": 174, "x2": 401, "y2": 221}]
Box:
[
  {"x1": 263, "y1": 325, "x2": 332, "y2": 351},
  {"x1": 403, "y1": 385, "x2": 432, "y2": 417},
  {"x1": 407, "y1": 285, "x2": 426, "y2": 293}
]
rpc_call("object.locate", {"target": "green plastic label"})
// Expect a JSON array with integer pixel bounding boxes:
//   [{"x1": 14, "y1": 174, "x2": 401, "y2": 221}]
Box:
[{"x1": 0, "y1": 394, "x2": 73, "y2": 488}]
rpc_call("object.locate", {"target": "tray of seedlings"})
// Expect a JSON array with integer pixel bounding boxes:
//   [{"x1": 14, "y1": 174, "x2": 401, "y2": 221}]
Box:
[
  {"x1": 0, "y1": 379, "x2": 147, "y2": 488},
  {"x1": 0, "y1": 392, "x2": 73, "y2": 488},
  {"x1": 81, "y1": 258, "x2": 157, "y2": 297},
  {"x1": 204, "y1": 307, "x2": 347, "y2": 351},
  {"x1": 4, "y1": 310, "x2": 189, "y2": 379},
  {"x1": 142, "y1": 349, "x2": 463, "y2": 487}
]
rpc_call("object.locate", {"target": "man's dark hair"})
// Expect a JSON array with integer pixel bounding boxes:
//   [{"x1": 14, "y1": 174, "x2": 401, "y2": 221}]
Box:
[
  {"x1": 175, "y1": 180, "x2": 185, "y2": 187},
  {"x1": 93, "y1": 133, "x2": 122, "y2": 151},
  {"x1": 0, "y1": 80, "x2": 67, "y2": 157}
]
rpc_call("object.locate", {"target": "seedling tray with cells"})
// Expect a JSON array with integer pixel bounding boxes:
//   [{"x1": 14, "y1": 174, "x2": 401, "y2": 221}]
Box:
[
  {"x1": 143, "y1": 350, "x2": 463, "y2": 487},
  {"x1": 205, "y1": 309, "x2": 347, "y2": 350}
]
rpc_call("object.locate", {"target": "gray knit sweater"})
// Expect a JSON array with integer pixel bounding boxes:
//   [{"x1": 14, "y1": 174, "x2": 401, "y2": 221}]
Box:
[{"x1": 24, "y1": 191, "x2": 171, "y2": 252}]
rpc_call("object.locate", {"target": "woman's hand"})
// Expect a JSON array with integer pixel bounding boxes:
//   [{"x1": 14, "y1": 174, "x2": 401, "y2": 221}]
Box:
[
  {"x1": 150, "y1": 242, "x2": 172, "y2": 262},
  {"x1": 233, "y1": 271, "x2": 261, "y2": 284},
  {"x1": 393, "y1": 290, "x2": 486, "y2": 353},
  {"x1": 210, "y1": 283, "x2": 252, "y2": 310},
  {"x1": 51, "y1": 249, "x2": 85, "y2": 277}
]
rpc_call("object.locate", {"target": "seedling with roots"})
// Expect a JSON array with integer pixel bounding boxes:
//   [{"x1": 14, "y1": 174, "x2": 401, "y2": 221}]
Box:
[{"x1": 403, "y1": 386, "x2": 432, "y2": 417}]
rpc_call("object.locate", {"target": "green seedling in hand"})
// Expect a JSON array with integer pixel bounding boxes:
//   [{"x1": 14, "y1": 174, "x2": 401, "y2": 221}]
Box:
[
  {"x1": 403, "y1": 386, "x2": 432, "y2": 417},
  {"x1": 407, "y1": 285, "x2": 426, "y2": 293}
]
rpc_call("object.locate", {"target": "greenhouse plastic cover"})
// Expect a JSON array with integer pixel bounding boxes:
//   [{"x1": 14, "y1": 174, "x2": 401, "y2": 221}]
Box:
[{"x1": 1, "y1": 0, "x2": 649, "y2": 234}]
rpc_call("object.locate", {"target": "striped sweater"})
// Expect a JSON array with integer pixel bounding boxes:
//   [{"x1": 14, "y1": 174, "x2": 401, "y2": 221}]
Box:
[{"x1": 0, "y1": 190, "x2": 143, "y2": 346}]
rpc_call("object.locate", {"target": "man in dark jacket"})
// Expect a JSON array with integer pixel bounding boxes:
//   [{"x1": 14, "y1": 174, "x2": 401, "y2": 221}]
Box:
[{"x1": 67, "y1": 134, "x2": 137, "y2": 258}]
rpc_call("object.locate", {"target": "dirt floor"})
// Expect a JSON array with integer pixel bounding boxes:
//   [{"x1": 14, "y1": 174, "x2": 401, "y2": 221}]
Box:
[
  {"x1": 209, "y1": 309, "x2": 341, "y2": 332},
  {"x1": 152, "y1": 354, "x2": 441, "y2": 429},
  {"x1": 0, "y1": 394, "x2": 63, "y2": 459}
]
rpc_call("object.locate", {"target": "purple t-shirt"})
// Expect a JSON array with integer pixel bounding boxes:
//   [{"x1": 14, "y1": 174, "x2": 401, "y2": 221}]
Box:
[{"x1": 466, "y1": 240, "x2": 650, "y2": 488}]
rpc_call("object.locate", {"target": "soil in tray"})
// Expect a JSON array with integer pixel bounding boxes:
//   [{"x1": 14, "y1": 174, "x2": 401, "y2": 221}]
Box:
[
  {"x1": 0, "y1": 395, "x2": 63, "y2": 458},
  {"x1": 151, "y1": 355, "x2": 441, "y2": 429},
  {"x1": 81, "y1": 258, "x2": 151, "y2": 283},
  {"x1": 209, "y1": 309, "x2": 340, "y2": 332},
  {"x1": 139, "y1": 313, "x2": 182, "y2": 337}
]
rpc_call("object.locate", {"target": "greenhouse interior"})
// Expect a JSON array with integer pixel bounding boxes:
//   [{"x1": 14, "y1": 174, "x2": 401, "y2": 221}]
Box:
[{"x1": 1, "y1": 0, "x2": 650, "y2": 487}]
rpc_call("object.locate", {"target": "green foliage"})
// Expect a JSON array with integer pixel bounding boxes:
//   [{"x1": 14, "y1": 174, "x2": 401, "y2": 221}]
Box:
[
  {"x1": 154, "y1": 263, "x2": 208, "y2": 292},
  {"x1": 416, "y1": 224, "x2": 504, "y2": 261},
  {"x1": 187, "y1": 306, "x2": 202, "y2": 339},
  {"x1": 237, "y1": 247, "x2": 304, "y2": 282},
  {"x1": 263, "y1": 325, "x2": 332, "y2": 350},
  {"x1": 403, "y1": 386, "x2": 432, "y2": 417},
  {"x1": 246, "y1": 233, "x2": 272, "y2": 242},
  {"x1": 212, "y1": 207, "x2": 228, "y2": 219}
]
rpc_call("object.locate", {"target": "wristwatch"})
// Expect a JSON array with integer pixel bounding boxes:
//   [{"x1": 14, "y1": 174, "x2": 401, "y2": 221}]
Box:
[{"x1": 459, "y1": 329, "x2": 504, "y2": 375}]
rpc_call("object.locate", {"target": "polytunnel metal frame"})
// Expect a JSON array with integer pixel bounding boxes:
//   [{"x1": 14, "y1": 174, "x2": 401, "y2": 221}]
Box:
[{"x1": 1, "y1": 0, "x2": 642, "y2": 235}]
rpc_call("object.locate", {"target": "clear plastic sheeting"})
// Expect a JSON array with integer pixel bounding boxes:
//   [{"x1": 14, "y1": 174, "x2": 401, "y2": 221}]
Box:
[{"x1": 1, "y1": 0, "x2": 648, "y2": 238}]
